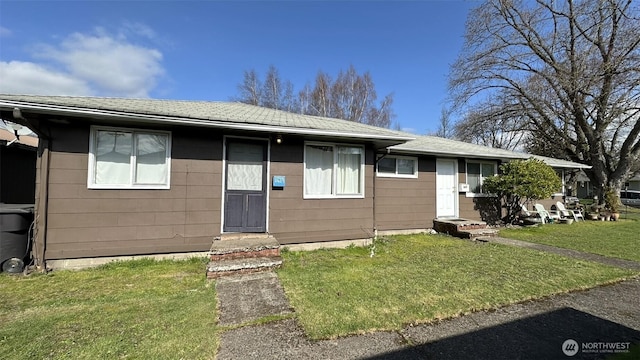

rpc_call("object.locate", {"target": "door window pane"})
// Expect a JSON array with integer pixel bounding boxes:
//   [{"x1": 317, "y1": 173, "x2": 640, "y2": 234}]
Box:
[{"x1": 227, "y1": 143, "x2": 264, "y2": 191}]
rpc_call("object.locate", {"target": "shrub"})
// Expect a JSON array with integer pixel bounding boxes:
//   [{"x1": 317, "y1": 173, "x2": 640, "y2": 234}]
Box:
[{"x1": 483, "y1": 158, "x2": 562, "y2": 223}]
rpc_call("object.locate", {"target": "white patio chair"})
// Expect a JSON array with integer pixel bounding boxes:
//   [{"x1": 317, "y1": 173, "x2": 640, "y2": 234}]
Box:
[
  {"x1": 534, "y1": 203, "x2": 561, "y2": 222},
  {"x1": 555, "y1": 202, "x2": 585, "y2": 221},
  {"x1": 521, "y1": 204, "x2": 545, "y2": 224}
]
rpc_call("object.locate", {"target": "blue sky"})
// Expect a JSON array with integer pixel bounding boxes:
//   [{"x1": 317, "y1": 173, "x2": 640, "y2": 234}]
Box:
[{"x1": 0, "y1": 1, "x2": 477, "y2": 134}]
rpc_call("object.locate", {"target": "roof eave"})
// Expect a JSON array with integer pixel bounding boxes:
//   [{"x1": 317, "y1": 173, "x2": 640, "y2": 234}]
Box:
[
  {"x1": 387, "y1": 148, "x2": 523, "y2": 161},
  {"x1": 388, "y1": 148, "x2": 592, "y2": 169},
  {"x1": 0, "y1": 100, "x2": 414, "y2": 146}
]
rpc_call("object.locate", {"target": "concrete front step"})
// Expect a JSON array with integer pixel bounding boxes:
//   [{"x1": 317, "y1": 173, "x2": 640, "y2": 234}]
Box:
[
  {"x1": 207, "y1": 257, "x2": 283, "y2": 279},
  {"x1": 458, "y1": 228, "x2": 500, "y2": 239},
  {"x1": 208, "y1": 234, "x2": 282, "y2": 278},
  {"x1": 433, "y1": 218, "x2": 496, "y2": 239},
  {"x1": 209, "y1": 235, "x2": 280, "y2": 261}
]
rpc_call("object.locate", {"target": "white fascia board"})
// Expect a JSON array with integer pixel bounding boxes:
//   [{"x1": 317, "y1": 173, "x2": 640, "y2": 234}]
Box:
[
  {"x1": 0, "y1": 101, "x2": 414, "y2": 143},
  {"x1": 388, "y1": 148, "x2": 524, "y2": 161},
  {"x1": 388, "y1": 149, "x2": 591, "y2": 169}
]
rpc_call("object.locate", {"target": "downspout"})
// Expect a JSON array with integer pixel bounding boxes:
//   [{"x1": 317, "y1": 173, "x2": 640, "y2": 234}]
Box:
[
  {"x1": 35, "y1": 138, "x2": 51, "y2": 270},
  {"x1": 13, "y1": 108, "x2": 50, "y2": 270},
  {"x1": 373, "y1": 148, "x2": 391, "y2": 241}
]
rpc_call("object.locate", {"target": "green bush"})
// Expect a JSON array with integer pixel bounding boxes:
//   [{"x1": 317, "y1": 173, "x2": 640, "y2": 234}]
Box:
[{"x1": 484, "y1": 158, "x2": 562, "y2": 223}]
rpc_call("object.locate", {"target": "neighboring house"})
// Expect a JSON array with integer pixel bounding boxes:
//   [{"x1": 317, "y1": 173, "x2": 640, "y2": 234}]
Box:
[
  {"x1": 0, "y1": 128, "x2": 37, "y2": 204},
  {"x1": 575, "y1": 171, "x2": 640, "y2": 199},
  {"x1": 0, "y1": 95, "x2": 590, "y2": 268}
]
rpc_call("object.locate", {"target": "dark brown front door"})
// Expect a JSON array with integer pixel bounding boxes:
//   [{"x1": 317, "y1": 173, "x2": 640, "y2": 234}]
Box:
[{"x1": 223, "y1": 140, "x2": 267, "y2": 233}]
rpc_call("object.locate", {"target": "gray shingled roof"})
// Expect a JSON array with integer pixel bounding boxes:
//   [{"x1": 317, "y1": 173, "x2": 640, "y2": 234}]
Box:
[
  {"x1": 0, "y1": 94, "x2": 591, "y2": 169},
  {"x1": 0, "y1": 94, "x2": 412, "y2": 142},
  {"x1": 389, "y1": 134, "x2": 591, "y2": 169}
]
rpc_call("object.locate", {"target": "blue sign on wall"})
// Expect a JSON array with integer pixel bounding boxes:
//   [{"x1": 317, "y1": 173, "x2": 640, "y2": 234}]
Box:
[{"x1": 272, "y1": 175, "x2": 286, "y2": 188}]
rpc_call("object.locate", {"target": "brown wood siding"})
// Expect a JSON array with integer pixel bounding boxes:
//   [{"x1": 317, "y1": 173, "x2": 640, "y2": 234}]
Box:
[
  {"x1": 268, "y1": 138, "x2": 374, "y2": 244},
  {"x1": 458, "y1": 159, "x2": 504, "y2": 224},
  {"x1": 44, "y1": 124, "x2": 222, "y2": 260},
  {"x1": 536, "y1": 197, "x2": 566, "y2": 212},
  {"x1": 375, "y1": 156, "x2": 436, "y2": 230}
]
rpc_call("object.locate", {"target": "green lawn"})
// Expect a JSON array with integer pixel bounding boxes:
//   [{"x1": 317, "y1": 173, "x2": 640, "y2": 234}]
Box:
[
  {"x1": 0, "y1": 258, "x2": 218, "y2": 359},
  {"x1": 278, "y1": 235, "x2": 636, "y2": 339},
  {"x1": 499, "y1": 219, "x2": 640, "y2": 262}
]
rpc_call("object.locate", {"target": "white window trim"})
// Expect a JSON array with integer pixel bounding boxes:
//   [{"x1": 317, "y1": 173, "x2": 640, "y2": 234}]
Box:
[
  {"x1": 303, "y1": 141, "x2": 365, "y2": 199},
  {"x1": 88, "y1": 126, "x2": 172, "y2": 190},
  {"x1": 465, "y1": 160, "x2": 497, "y2": 198},
  {"x1": 552, "y1": 169, "x2": 565, "y2": 197},
  {"x1": 376, "y1": 155, "x2": 418, "y2": 178}
]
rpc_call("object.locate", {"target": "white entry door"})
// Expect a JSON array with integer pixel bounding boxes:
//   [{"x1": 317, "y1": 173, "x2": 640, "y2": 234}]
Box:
[{"x1": 436, "y1": 159, "x2": 458, "y2": 218}]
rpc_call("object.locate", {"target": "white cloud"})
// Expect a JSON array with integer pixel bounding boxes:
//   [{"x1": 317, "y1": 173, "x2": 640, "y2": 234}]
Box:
[
  {"x1": 0, "y1": 61, "x2": 91, "y2": 95},
  {"x1": 0, "y1": 26, "x2": 11, "y2": 37},
  {"x1": 121, "y1": 22, "x2": 156, "y2": 40},
  {"x1": 1, "y1": 26, "x2": 164, "y2": 98}
]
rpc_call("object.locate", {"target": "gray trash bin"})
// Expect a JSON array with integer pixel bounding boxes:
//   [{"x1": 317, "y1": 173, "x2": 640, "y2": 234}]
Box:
[{"x1": 0, "y1": 204, "x2": 34, "y2": 273}]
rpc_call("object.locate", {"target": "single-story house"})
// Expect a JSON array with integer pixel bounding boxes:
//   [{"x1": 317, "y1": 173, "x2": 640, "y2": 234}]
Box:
[{"x1": 0, "y1": 94, "x2": 590, "y2": 269}]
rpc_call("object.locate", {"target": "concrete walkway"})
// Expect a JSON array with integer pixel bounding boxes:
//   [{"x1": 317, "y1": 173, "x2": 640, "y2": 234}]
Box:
[
  {"x1": 479, "y1": 236, "x2": 640, "y2": 271},
  {"x1": 215, "y1": 240, "x2": 640, "y2": 360}
]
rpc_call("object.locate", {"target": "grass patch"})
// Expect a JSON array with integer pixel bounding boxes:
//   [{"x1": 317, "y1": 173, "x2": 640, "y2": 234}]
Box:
[
  {"x1": 618, "y1": 205, "x2": 640, "y2": 221},
  {"x1": 499, "y1": 219, "x2": 640, "y2": 262},
  {"x1": 0, "y1": 258, "x2": 218, "y2": 359},
  {"x1": 277, "y1": 235, "x2": 635, "y2": 339}
]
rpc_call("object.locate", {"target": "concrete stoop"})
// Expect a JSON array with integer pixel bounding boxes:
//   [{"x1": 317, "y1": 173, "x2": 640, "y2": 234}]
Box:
[
  {"x1": 207, "y1": 234, "x2": 282, "y2": 279},
  {"x1": 433, "y1": 218, "x2": 498, "y2": 240},
  {"x1": 458, "y1": 228, "x2": 500, "y2": 239}
]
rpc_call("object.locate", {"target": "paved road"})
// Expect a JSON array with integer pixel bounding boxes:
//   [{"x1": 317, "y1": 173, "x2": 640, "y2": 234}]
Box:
[{"x1": 215, "y1": 241, "x2": 640, "y2": 360}]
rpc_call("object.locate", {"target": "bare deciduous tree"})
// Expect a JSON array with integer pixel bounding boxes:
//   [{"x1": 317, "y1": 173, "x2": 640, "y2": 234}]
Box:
[
  {"x1": 235, "y1": 65, "x2": 395, "y2": 128},
  {"x1": 262, "y1": 65, "x2": 282, "y2": 110},
  {"x1": 308, "y1": 71, "x2": 333, "y2": 117},
  {"x1": 430, "y1": 107, "x2": 456, "y2": 139},
  {"x1": 236, "y1": 69, "x2": 261, "y2": 106},
  {"x1": 454, "y1": 94, "x2": 527, "y2": 150},
  {"x1": 449, "y1": 0, "x2": 640, "y2": 199}
]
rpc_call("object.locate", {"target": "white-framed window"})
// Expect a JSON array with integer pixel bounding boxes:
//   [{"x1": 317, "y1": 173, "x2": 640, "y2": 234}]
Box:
[
  {"x1": 376, "y1": 155, "x2": 418, "y2": 178},
  {"x1": 466, "y1": 161, "x2": 497, "y2": 195},
  {"x1": 304, "y1": 142, "x2": 364, "y2": 198},
  {"x1": 88, "y1": 126, "x2": 171, "y2": 189}
]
